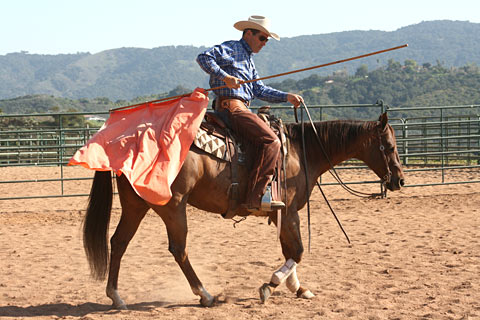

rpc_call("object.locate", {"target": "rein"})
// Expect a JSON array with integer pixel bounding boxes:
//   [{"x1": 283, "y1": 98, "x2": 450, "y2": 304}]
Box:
[
  {"x1": 298, "y1": 105, "x2": 349, "y2": 248},
  {"x1": 298, "y1": 102, "x2": 393, "y2": 246},
  {"x1": 299, "y1": 102, "x2": 389, "y2": 198}
]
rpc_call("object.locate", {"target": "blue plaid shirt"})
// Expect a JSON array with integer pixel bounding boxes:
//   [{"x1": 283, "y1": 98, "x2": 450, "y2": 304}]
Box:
[{"x1": 196, "y1": 38, "x2": 288, "y2": 104}]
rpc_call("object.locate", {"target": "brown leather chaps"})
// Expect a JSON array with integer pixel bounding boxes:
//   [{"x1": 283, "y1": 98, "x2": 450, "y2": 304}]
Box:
[{"x1": 217, "y1": 98, "x2": 280, "y2": 208}]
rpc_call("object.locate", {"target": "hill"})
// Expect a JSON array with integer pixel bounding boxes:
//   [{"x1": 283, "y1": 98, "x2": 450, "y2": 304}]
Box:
[
  {"x1": 1, "y1": 59, "x2": 479, "y2": 118},
  {"x1": 0, "y1": 20, "x2": 479, "y2": 101}
]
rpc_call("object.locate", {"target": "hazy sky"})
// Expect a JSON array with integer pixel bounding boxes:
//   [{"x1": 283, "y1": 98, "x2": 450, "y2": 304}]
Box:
[{"x1": 1, "y1": 0, "x2": 479, "y2": 55}]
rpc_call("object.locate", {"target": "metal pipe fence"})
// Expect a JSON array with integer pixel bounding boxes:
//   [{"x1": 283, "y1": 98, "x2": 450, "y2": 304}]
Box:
[
  {"x1": 386, "y1": 104, "x2": 480, "y2": 186},
  {"x1": 1, "y1": 102, "x2": 479, "y2": 201}
]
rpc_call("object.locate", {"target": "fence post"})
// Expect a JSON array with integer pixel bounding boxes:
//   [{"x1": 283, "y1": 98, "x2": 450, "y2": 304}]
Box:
[
  {"x1": 59, "y1": 115, "x2": 65, "y2": 195},
  {"x1": 440, "y1": 108, "x2": 446, "y2": 183},
  {"x1": 380, "y1": 100, "x2": 385, "y2": 114},
  {"x1": 467, "y1": 115, "x2": 471, "y2": 165},
  {"x1": 401, "y1": 118, "x2": 409, "y2": 165},
  {"x1": 422, "y1": 118, "x2": 427, "y2": 165},
  {"x1": 477, "y1": 115, "x2": 480, "y2": 165}
]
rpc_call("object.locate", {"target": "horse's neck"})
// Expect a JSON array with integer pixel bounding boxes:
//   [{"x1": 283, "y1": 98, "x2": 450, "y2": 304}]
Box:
[{"x1": 295, "y1": 120, "x2": 373, "y2": 176}]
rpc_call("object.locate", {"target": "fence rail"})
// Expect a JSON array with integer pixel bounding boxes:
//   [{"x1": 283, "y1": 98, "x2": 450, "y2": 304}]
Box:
[{"x1": 1, "y1": 103, "x2": 479, "y2": 201}]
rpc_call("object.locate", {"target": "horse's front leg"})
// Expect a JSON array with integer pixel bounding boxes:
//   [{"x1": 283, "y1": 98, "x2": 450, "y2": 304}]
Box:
[
  {"x1": 259, "y1": 209, "x2": 314, "y2": 303},
  {"x1": 285, "y1": 265, "x2": 315, "y2": 299}
]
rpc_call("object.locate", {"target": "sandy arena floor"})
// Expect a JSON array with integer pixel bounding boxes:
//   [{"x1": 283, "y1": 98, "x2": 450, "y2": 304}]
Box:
[{"x1": 0, "y1": 166, "x2": 479, "y2": 319}]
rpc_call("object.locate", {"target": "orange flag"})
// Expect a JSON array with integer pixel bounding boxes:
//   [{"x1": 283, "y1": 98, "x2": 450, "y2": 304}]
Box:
[{"x1": 69, "y1": 88, "x2": 209, "y2": 205}]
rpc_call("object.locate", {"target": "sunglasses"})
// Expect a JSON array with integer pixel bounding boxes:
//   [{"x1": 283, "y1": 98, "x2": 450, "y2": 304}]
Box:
[{"x1": 258, "y1": 35, "x2": 269, "y2": 43}]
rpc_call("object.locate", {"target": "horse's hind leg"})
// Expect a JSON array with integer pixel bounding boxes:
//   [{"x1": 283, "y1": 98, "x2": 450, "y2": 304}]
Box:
[
  {"x1": 153, "y1": 202, "x2": 214, "y2": 307},
  {"x1": 107, "y1": 176, "x2": 150, "y2": 309}
]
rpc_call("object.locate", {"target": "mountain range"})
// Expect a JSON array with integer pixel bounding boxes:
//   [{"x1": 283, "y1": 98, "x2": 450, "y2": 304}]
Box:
[{"x1": 1, "y1": 20, "x2": 479, "y2": 101}]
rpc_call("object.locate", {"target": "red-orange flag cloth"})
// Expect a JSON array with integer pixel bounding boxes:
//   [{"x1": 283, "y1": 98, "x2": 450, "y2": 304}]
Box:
[{"x1": 69, "y1": 88, "x2": 209, "y2": 205}]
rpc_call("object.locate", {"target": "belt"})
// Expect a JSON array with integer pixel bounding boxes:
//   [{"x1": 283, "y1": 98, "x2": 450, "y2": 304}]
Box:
[{"x1": 215, "y1": 96, "x2": 250, "y2": 113}]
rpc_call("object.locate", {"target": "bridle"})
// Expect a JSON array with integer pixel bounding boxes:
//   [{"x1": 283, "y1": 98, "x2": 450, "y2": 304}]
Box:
[
  {"x1": 298, "y1": 103, "x2": 392, "y2": 199},
  {"x1": 376, "y1": 126, "x2": 392, "y2": 187}
]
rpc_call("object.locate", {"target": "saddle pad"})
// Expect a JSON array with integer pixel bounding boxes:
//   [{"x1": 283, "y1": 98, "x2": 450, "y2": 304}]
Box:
[{"x1": 193, "y1": 126, "x2": 230, "y2": 161}]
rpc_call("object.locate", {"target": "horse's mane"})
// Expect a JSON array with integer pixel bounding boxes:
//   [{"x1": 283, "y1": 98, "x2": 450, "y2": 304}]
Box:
[{"x1": 286, "y1": 120, "x2": 378, "y2": 155}]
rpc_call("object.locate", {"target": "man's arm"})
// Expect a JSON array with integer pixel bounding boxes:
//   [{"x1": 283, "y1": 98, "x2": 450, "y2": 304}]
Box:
[
  {"x1": 286, "y1": 93, "x2": 304, "y2": 108},
  {"x1": 196, "y1": 48, "x2": 229, "y2": 80},
  {"x1": 253, "y1": 80, "x2": 303, "y2": 108},
  {"x1": 197, "y1": 48, "x2": 242, "y2": 89}
]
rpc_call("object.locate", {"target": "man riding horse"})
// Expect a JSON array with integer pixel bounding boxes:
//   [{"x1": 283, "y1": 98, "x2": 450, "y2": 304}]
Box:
[
  {"x1": 74, "y1": 15, "x2": 406, "y2": 309},
  {"x1": 196, "y1": 15, "x2": 304, "y2": 212}
]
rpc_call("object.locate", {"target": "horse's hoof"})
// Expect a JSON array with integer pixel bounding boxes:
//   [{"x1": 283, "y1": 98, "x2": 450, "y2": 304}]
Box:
[
  {"x1": 259, "y1": 283, "x2": 273, "y2": 304},
  {"x1": 112, "y1": 302, "x2": 128, "y2": 310},
  {"x1": 107, "y1": 289, "x2": 127, "y2": 310},
  {"x1": 297, "y1": 287, "x2": 315, "y2": 299},
  {"x1": 200, "y1": 294, "x2": 214, "y2": 307}
]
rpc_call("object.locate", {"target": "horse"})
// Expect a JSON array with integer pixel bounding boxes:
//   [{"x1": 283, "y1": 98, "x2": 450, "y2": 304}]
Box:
[{"x1": 83, "y1": 112, "x2": 405, "y2": 309}]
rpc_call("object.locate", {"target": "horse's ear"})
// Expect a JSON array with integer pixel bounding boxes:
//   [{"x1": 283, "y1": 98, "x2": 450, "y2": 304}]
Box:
[{"x1": 378, "y1": 112, "x2": 388, "y2": 130}]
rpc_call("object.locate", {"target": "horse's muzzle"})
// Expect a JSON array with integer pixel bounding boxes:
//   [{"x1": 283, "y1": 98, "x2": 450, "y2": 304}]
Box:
[{"x1": 386, "y1": 177, "x2": 405, "y2": 191}]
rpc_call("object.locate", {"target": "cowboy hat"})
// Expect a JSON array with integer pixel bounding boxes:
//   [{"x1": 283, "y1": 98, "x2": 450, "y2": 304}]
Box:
[{"x1": 233, "y1": 15, "x2": 280, "y2": 40}]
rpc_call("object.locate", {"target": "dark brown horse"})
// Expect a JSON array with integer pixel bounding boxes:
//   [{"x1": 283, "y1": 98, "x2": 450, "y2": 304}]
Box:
[{"x1": 83, "y1": 112, "x2": 404, "y2": 309}]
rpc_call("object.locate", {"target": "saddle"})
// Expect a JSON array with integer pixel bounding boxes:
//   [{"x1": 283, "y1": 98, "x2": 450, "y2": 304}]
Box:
[
  {"x1": 193, "y1": 107, "x2": 287, "y2": 219},
  {"x1": 194, "y1": 112, "x2": 240, "y2": 163}
]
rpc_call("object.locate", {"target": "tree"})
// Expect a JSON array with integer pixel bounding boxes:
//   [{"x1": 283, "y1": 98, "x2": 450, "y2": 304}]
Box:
[
  {"x1": 355, "y1": 64, "x2": 369, "y2": 77},
  {"x1": 387, "y1": 59, "x2": 402, "y2": 72},
  {"x1": 422, "y1": 62, "x2": 432, "y2": 70},
  {"x1": 168, "y1": 85, "x2": 191, "y2": 97},
  {"x1": 404, "y1": 59, "x2": 418, "y2": 73},
  {"x1": 59, "y1": 108, "x2": 85, "y2": 128},
  {"x1": 49, "y1": 106, "x2": 60, "y2": 112}
]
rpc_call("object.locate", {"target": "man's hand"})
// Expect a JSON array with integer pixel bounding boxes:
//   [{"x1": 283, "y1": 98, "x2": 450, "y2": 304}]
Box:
[
  {"x1": 223, "y1": 75, "x2": 242, "y2": 89},
  {"x1": 287, "y1": 93, "x2": 304, "y2": 108}
]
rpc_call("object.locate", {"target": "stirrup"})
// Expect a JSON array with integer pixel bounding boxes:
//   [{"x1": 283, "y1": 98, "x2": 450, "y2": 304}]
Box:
[
  {"x1": 261, "y1": 200, "x2": 285, "y2": 211},
  {"x1": 260, "y1": 186, "x2": 285, "y2": 211},
  {"x1": 241, "y1": 201, "x2": 284, "y2": 213}
]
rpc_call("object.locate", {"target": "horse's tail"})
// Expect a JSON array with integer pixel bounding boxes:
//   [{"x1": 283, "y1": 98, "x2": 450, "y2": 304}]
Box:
[{"x1": 83, "y1": 170, "x2": 113, "y2": 280}]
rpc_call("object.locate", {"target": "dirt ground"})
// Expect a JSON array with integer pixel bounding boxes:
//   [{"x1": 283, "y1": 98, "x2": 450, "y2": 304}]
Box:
[{"x1": 0, "y1": 166, "x2": 479, "y2": 319}]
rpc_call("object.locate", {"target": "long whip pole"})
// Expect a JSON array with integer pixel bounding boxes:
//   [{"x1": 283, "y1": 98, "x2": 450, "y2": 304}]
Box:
[{"x1": 110, "y1": 44, "x2": 408, "y2": 112}]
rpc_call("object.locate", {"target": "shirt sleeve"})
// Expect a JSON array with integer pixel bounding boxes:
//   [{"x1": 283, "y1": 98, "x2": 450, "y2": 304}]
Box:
[
  {"x1": 251, "y1": 67, "x2": 288, "y2": 103},
  {"x1": 253, "y1": 81, "x2": 288, "y2": 103},
  {"x1": 196, "y1": 45, "x2": 230, "y2": 80}
]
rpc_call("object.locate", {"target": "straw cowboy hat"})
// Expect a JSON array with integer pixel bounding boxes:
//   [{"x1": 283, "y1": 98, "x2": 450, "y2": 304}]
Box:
[{"x1": 234, "y1": 15, "x2": 280, "y2": 40}]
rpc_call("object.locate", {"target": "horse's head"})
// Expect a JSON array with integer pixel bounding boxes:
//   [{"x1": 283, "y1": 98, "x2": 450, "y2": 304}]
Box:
[{"x1": 361, "y1": 113, "x2": 405, "y2": 191}]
